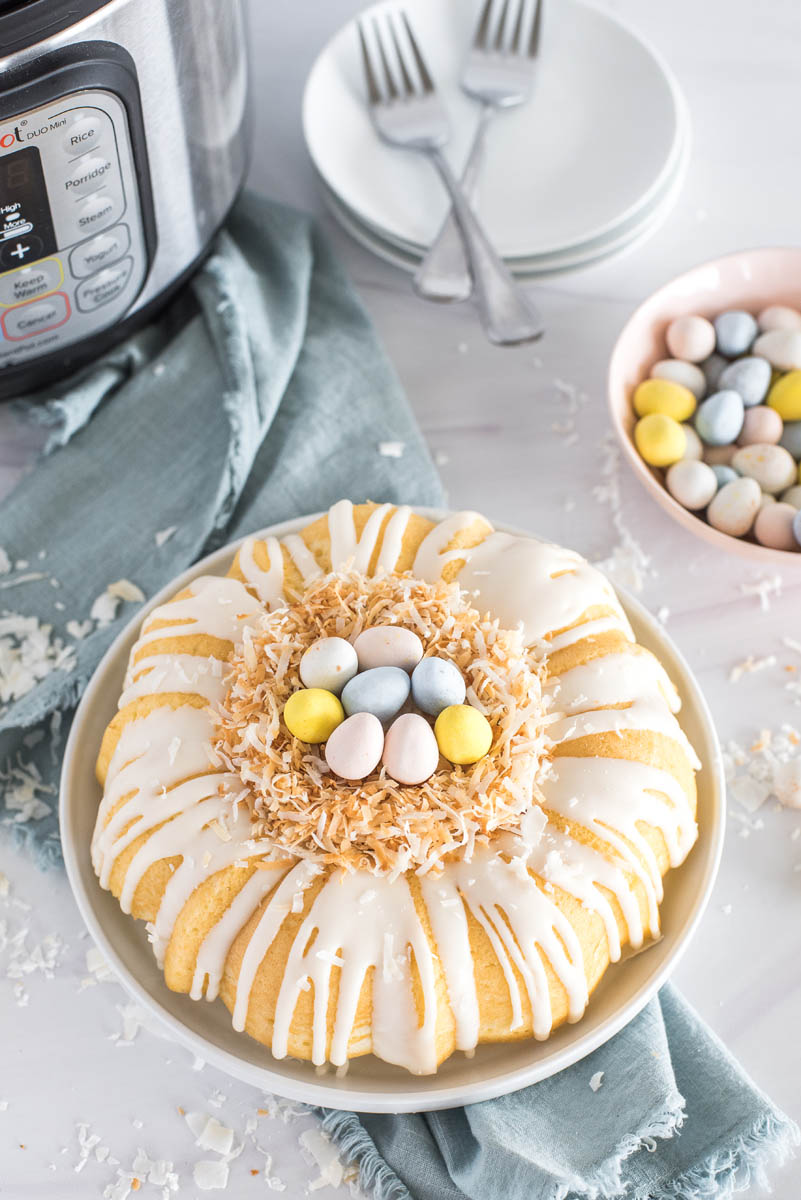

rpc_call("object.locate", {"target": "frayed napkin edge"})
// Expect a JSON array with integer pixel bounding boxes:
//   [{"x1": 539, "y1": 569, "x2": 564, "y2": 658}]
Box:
[{"x1": 319, "y1": 1109, "x2": 411, "y2": 1200}]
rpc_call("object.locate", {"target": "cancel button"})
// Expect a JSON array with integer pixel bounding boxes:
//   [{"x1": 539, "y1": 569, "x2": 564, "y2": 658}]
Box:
[{"x1": 75, "y1": 257, "x2": 133, "y2": 312}]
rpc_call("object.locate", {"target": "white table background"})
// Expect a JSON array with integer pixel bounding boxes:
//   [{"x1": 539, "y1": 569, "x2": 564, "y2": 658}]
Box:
[{"x1": 2, "y1": 0, "x2": 800, "y2": 1195}]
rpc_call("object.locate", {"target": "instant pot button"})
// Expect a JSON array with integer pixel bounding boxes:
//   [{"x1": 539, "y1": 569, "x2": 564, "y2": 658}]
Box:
[
  {"x1": 63, "y1": 116, "x2": 104, "y2": 156},
  {"x1": 64, "y1": 155, "x2": 116, "y2": 197},
  {"x1": 0, "y1": 258, "x2": 62, "y2": 306},
  {"x1": 2, "y1": 293, "x2": 69, "y2": 340},
  {"x1": 0, "y1": 234, "x2": 43, "y2": 271},
  {"x1": 74, "y1": 192, "x2": 120, "y2": 236},
  {"x1": 75, "y1": 258, "x2": 133, "y2": 312},
  {"x1": 70, "y1": 225, "x2": 130, "y2": 278}
]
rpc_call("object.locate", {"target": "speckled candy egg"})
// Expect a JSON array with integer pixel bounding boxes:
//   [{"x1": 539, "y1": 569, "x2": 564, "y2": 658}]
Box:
[
  {"x1": 714, "y1": 310, "x2": 758, "y2": 358},
  {"x1": 781, "y1": 485, "x2": 801, "y2": 509},
  {"x1": 767, "y1": 370, "x2": 801, "y2": 421},
  {"x1": 704, "y1": 444, "x2": 738, "y2": 467},
  {"x1": 779, "y1": 421, "x2": 801, "y2": 461},
  {"x1": 633, "y1": 378, "x2": 696, "y2": 422},
  {"x1": 342, "y1": 666, "x2": 410, "y2": 723},
  {"x1": 731, "y1": 443, "x2": 796, "y2": 493},
  {"x1": 711, "y1": 464, "x2": 739, "y2": 489},
  {"x1": 382, "y1": 713, "x2": 440, "y2": 785},
  {"x1": 701, "y1": 353, "x2": 728, "y2": 393},
  {"x1": 680, "y1": 424, "x2": 704, "y2": 461},
  {"x1": 411, "y1": 656, "x2": 466, "y2": 717},
  {"x1": 718, "y1": 356, "x2": 772, "y2": 407},
  {"x1": 634, "y1": 413, "x2": 686, "y2": 466},
  {"x1": 665, "y1": 460, "x2": 717, "y2": 511},
  {"x1": 758, "y1": 305, "x2": 801, "y2": 333},
  {"x1": 694, "y1": 390, "x2": 744, "y2": 446},
  {"x1": 755, "y1": 503, "x2": 800, "y2": 551},
  {"x1": 325, "y1": 712, "x2": 384, "y2": 780},
  {"x1": 299, "y1": 637, "x2": 359, "y2": 695},
  {"x1": 283, "y1": 688, "x2": 344, "y2": 744},
  {"x1": 665, "y1": 315, "x2": 716, "y2": 363},
  {"x1": 707, "y1": 477, "x2": 761, "y2": 537},
  {"x1": 736, "y1": 405, "x2": 783, "y2": 447},
  {"x1": 753, "y1": 329, "x2": 801, "y2": 371},
  {"x1": 650, "y1": 359, "x2": 706, "y2": 400},
  {"x1": 353, "y1": 626, "x2": 423, "y2": 673},
  {"x1": 435, "y1": 705, "x2": 493, "y2": 766}
]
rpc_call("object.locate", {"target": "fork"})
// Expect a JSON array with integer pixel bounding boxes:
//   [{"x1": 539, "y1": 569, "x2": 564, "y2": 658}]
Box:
[
  {"x1": 358, "y1": 11, "x2": 543, "y2": 346},
  {"x1": 415, "y1": 0, "x2": 544, "y2": 303}
]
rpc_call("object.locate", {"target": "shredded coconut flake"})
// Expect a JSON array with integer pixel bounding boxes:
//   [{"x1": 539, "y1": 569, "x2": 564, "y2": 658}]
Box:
[{"x1": 589, "y1": 1071, "x2": 604, "y2": 1091}]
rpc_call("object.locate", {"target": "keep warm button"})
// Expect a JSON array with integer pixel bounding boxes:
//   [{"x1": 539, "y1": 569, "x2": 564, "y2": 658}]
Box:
[
  {"x1": 75, "y1": 257, "x2": 133, "y2": 312},
  {"x1": 2, "y1": 292, "x2": 70, "y2": 340}
]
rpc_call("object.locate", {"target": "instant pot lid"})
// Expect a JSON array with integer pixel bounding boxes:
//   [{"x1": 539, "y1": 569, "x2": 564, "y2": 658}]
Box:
[{"x1": 0, "y1": 0, "x2": 113, "y2": 59}]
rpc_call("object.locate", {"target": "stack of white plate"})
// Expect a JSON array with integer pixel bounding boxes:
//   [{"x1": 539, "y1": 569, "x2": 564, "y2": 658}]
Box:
[{"x1": 303, "y1": 0, "x2": 690, "y2": 279}]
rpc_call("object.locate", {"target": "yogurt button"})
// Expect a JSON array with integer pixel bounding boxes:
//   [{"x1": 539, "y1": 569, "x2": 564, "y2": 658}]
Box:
[{"x1": 70, "y1": 225, "x2": 129, "y2": 277}]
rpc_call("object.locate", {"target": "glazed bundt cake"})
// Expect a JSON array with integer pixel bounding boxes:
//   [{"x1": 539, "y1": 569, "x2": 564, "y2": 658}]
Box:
[{"x1": 92, "y1": 501, "x2": 699, "y2": 1074}]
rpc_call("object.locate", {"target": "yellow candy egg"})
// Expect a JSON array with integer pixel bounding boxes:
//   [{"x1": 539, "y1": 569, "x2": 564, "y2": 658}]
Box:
[
  {"x1": 767, "y1": 369, "x2": 801, "y2": 421},
  {"x1": 434, "y1": 704, "x2": 493, "y2": 765},
  {"x1": 634, "y1": 413, "x2": 687, "y2": 467},
  {"x1": 633, "y1": 378, "x2": 696, "y2": 422},
  {"x1": 283, "y1": 688, "x2": 344, "y2": 744}
]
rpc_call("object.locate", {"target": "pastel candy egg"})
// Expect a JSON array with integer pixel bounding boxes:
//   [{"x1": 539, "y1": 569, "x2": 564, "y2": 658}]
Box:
[
  {"x1": 665, "y1": 314, "x2": 715, "y2": 362},
  {"x1": 680, "y1": 424, "x2": 704, "y2": 461},
  {"x1": 650, "y1": 359, "x2": 706, "y2": 400},
  {"x1": 753, "y1": 329, "x2": 801, "y2": 371},
  {"x1": 341, "y1": 666, "x2": 410, "y2": 724},
  {"x1": 755, "y1": 503, "x2": 799, "y2": 551},
  {"x1": 283, "y1": 688, "x2": 344, "y2": 744},
  {"x1": 702, "y1": 353, "x2": 728, "y2": 392},
  {"x1": 411, "y1": 657, "x2": 466, "y2": 717},
  {"x1": 731, "y1": 443, "x2": 797, "y2": 493},
  {"x1": 714, "y1": 310, "x2": 758, "y2": 358},
  {"x1": 382, "y1": 713, "x2": 440, "y2": 785},
  {"x1": 634, "y1": 413, "x2": 686, "y2": 466},
  {"x1": 718, "y1": 356, "x2": 772, "y2": 407},
  {"x1": 779, "y1": 420, "x2": 801, "y2": 460},
  {"x1": 780, "y1": 485, "x2": 801, "y2": 509},
  {"x1": 299, "y1": 637, "x2": 358, "y2": 695},
  {"x1": 737, "y1": 405, "x2": 783, "y2": 447},
  {"x1": 767, "y1": 370, "x2": 801, "y2": 421},
  {"x1": 694, "y1": 390, "x2": 744, "y2": 445},
  {"x1": 711, "y1": 464, "x2": 739, "y2": 489},
  {"x1": 665, "y1": 460, "x2": 717, "y2": 510},
  {"x1": 633, "y1": 378, "x2": 696, "y2": 421},
  {"x1": 758, "y1": 304, "x2": 801, "y2": 333},
  {"x1": 707, "y1": 477, "x2": 761, "y2": 537},
  {"x1": 435, "y1": 705, "x2": 493, "y2": 766},
  {"x1": 794, "y1": 508, "x2": 801, "y2": 547},
  {"x1": 353, "y1": 626, "x2": 423, "y2": 673},
  {"x1": 704, "y1": 444, "x2": 738, "y2": 466},
  {"x1": 758, "y1": 493, "x2": 777, "y2": 510},
  {"x1": 325, "y1": 712, "x2": 384, "y2": 781}
]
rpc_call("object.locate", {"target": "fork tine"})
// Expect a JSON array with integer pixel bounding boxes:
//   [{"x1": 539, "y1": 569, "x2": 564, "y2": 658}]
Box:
[
  {"x1": 400, "y1": 12, "x2": 434, "y2": 94},
  {"x1": 357, "y1": 21, "x2": 382, "y2": 105},
  {"x1": 493, "y1": 0, "x2": 511, "y2": 51},
  {"x1": 373, "y1": 16, "x2": 399, "y2": 100},
  {"x1": 527, "y1": 0, "x2": 543, "y2": 57},
  {"x1": 510, "y1": 0, "x2": 525, "y2": 53},
  {"x1": 472, "y1": 0, "x2": 494, "y2": 50},
  {"x1": 388, "y1": 12, "x2": 417, "y2": 97}
]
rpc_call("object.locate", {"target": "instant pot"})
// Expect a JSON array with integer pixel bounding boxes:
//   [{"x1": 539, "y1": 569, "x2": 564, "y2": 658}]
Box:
[{"x1": 0, "y1": 0, "x2": 249, "y2": 396}]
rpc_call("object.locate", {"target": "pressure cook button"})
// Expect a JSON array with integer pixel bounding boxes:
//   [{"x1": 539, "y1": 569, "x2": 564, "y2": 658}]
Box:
[
  {"x1": 70, "y1": 225, "x2": 130, "y2": 278},
  {"x1": 0, "y1": 258, "x2": 62, "y2": 306},
  {"x1": 2, "y1": 293, "x2": 69, "y2": 340},
  {"x1": 65, "y1": 155, "x2": 116, "y2": 196},
  {"x1": 63, "y1": 116, "x2": 104, "y2": 156},
  {"x1": 75, "y1": 257, "x2": 133, "y2": 312},
  {"x1": 75, "y1": 192, "x2": 120, "y2": 235}
]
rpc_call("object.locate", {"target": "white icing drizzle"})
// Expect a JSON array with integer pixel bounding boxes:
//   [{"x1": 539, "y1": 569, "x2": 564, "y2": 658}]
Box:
[{"x1": 93, "y1": 502, "x2": 700, "y2": 1074}]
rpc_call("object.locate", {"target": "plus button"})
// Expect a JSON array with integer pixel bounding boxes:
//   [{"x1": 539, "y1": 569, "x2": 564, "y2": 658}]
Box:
[{"x1": 9, "y1": 242, "x2": 31, "y2": 262}]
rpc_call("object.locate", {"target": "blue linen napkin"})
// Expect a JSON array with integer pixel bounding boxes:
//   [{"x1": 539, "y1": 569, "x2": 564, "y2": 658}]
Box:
[{"x1": 0, "y1": 190, "x2": 796, "y2": 1198}]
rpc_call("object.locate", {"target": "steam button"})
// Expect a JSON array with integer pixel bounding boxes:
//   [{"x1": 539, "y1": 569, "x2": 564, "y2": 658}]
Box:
[
  {"x1": 74, "y1": 192, "x2": 120, "y2": 236},
  {"x1": 63, "y1": 117, "x2": 103, "y2": 156}
]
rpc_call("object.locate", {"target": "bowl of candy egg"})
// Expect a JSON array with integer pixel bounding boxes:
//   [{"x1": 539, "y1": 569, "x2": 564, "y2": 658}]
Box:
[{"x1": 608, "y1": 247, "x2": 801, "y2": 560}]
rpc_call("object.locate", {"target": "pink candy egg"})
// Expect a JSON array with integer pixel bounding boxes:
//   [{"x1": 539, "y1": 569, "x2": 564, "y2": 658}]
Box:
[
  {"x1": 382, "y1": 713, "x2": 439, "y2": 786},
  {"x1": 324, "y1": 712, "x2": 384, "y2": 781},
  {"x1": 754, "y1": 502, "x2": 799, "y2": 551},
  {"x1": 665, "y1": 315, "x2": 716, "y2": 363},
  {"x1": 737, "y1": 405, "x2": 783, "y2": 447}
]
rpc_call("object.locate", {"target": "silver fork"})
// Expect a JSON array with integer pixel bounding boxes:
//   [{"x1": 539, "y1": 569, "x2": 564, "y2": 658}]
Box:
[
  {"x1": 358, "y1": 11, "x2": 543, "y2": 346},
  {"x1": 415, "y1": 0, "x2": 544, "y2": 303}
]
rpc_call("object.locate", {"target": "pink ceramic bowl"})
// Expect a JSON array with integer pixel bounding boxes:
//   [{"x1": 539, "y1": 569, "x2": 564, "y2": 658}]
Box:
[{"x1": 608, "y1": 247, "x2": 801, "y2": 563}]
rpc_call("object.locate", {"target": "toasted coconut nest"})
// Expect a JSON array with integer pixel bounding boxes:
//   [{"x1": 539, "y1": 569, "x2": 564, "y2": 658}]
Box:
[{"x1": 212, "y1": 570, "x2": 549, "y2": 876}]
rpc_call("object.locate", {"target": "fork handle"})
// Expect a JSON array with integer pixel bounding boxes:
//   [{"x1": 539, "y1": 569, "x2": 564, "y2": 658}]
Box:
[
  {"x1": 426, "y1": 148, "x2": 544, "y2": 346},
  {"x1": 413, "y1": 104, "x2": 494, "y2": 303}
]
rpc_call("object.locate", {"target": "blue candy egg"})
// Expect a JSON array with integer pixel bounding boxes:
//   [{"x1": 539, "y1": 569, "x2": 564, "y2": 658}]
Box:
[
  {"x1": 718, "y1": 356, "x2": 772, "y2": 407},
  {"x1": 701, "y1": 353, "x2": 728, "y2": 392},
  {"x1": 779, "y1": 420, "x2": 801, "y2": 461},
  {"x1": 694, "y1": 390, "x2": 745, "y2": 445},
  {"x1": 341, "y1": 666, "x2": 410, "y2": 724},
  {"x1": 793, "y1": 507, "x2": 801, "y2": 548},
  {"x1": 711, "y1": 464, "x2": 739, "y2": 490},
  {"x1": 714, "y1": 310, "x2": 758, "y2": 358},
  {"x1": 411, "y1": 657, "x2": 466, "y2": 717}
]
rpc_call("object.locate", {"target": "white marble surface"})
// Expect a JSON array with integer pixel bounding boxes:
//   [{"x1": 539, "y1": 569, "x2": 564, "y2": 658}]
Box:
[{"x1": 2, "y1": 0, "x2": 801, "y2": 1195}]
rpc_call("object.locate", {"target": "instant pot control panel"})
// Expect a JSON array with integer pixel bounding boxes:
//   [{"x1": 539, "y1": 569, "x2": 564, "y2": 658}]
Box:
[{"x1": 0, "y1": 48, "x2": 155, "y2": 377}]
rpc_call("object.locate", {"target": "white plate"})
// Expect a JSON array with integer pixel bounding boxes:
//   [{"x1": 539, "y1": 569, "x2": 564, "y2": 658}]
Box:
[
  {"x1": 60, "y1": 511, "x2": 724, "y2": 1114},
  {"x1": 302, "y1": 0, "x2": 686, "y2": 259}
]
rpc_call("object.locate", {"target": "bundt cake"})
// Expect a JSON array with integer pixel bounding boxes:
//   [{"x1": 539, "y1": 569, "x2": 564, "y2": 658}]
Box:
[{"x1": 92, "y1": 501, "x2": 699, "y2": 1075}]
